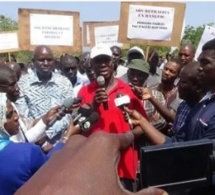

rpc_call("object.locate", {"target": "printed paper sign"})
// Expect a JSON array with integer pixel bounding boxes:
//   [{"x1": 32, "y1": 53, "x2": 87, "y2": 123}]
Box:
[
  {"x1": 30, "y1": 14, "x2": 73, "y2": 46},
  {"x1": 127, "y1": 5, "x2": 175, "y2": 41},
  {"x1": 94, "y1": 25, "x2": 122, "y2": 47},
  {"x1": 0, "y1": 32, "x2": 19, "y2": 51},
  {"x1": 195, "y1": 25, "x2": 215, "y2": 60}
]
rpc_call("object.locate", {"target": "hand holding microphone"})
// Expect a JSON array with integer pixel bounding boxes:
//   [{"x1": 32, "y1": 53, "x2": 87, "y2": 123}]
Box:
[
  {"x1": 114, "y1": 93, "x2": 133, "y2": 129},
  {"x1": 94, "y1": 76, "x2": 108, "y2": 110},
  {"x1": 46, "y1": 96, "x2": 75, "y2": 128}
]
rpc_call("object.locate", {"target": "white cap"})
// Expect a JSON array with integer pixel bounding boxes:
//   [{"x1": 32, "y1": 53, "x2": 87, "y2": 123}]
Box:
[
  {"x1": 90, "y1": 44, "x2": 113, "y2": 59},
  {"x1": 127, "y1": 46, "x2": 144, "y2": 58}
]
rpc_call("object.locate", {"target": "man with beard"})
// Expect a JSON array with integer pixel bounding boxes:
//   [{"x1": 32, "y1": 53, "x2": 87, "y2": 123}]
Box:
[{"x1": 150, "y1": 59, "x2": 182, "y2": 111}]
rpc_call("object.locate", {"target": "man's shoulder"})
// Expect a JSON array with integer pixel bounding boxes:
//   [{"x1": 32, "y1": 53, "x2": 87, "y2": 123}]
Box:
[
  {"x1": 52, "y1": 73, "x2": 72, "y2": 85},
  {"x1": 79, "y1": 81, "x2": 97, "y2": 94}
]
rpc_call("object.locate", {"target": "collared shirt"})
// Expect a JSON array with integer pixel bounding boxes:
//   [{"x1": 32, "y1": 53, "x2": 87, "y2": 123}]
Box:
[
  {"x1": 78, "y1": 79, "x2": 148, "y2": 180},
  {"x1": 144, "y1": 89, "x2": 166, "y2": 130},
  {"x1": 166, "y1": 93, "x2": 215, "y2": 143},
  {"x1": 72, "y1": 75, "x2": 85, "y2": 97},
  {"x1": 15, "y1": 71, "x2": 74, "y2": 143},
  {"x1": 77, "y1": 71, "x2": 90, "y2": 86}
]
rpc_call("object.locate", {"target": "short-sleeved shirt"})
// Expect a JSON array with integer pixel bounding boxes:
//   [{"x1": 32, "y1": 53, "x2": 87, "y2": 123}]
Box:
[
  {"x1": 150, "y1": 83, "x2": 180, "y2": 111},
  {"x1": 78, "y1": 79, "x2": 147, "y2": 179},
  {"x1": 15, "y1": 71, "x2": 74, "y2": 143}
]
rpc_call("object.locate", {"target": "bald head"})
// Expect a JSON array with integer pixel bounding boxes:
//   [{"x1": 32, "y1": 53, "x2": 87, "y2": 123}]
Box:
[
  {"x1": 33, "y1": 45, "x2": 54, "y2": 77},
  {"x1": 179, "y1": 43, "x2": 196, "y2": 65},
  {"x1": 33, "y1": 45, "x2": 53, "y2": 59},
  {"x1": 7, "y1": 62, "x2": 21, "y2": 80},
  {"x1": 178, "y1": 62, "x2": 203, "y2": 101}
]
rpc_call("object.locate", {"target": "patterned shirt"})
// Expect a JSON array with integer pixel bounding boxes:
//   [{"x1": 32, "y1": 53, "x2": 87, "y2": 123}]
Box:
[
  {"x1": 143, "y1": 89, "x2": 167, "y2": 130},
  {"x1": 15, "y1": 71, "x2": 74, "y2": 143},
  {"x1": 171, "y1": 101, "x2": 191, "y2": 134},
  {"x1": 150, "y1": 83, "x2": 180, "y2": 111}
]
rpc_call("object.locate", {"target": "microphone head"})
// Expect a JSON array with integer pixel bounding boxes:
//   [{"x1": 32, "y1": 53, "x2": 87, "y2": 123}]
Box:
[
  {"x1": 77, "y1": 104, "x2": 93, "y2": 118},
  {"x1": 116, "y1": 93, "x2": 123, "y2": 98},
  {"x1": 63, "y1": 97, "x2": 74, "y2": 108},
  {"x1": 87, "y1": 112, "x2": 100, "y2": 123},
  {"x1": 97, "y1": 76, "x2": 105, "y2": 86},
  {"x1": 82, "y1": 112, "x2": 99, "y2": 131}
]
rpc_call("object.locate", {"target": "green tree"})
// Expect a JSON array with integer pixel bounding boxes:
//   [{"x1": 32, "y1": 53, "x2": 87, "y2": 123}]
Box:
[
  {"x1": 181, "y1": 23, "x2": 214, "y2": 48},
  {"x1": 0, "y1": 15, "x2": 32, "y2": 63}
]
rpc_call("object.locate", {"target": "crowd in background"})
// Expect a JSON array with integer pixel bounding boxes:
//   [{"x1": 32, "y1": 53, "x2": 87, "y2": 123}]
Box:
[{"x1": 0, "y1": 38, "x2": 215, "y2": 195}]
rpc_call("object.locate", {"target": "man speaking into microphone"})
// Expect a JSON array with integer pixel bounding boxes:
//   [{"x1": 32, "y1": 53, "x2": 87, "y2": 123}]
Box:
[{"x1": 78, "y1": 44, "x2": 148, "y2": 191}]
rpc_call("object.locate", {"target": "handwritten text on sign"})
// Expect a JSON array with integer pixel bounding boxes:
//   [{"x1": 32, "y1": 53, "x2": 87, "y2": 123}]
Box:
[
  {"x1": 195, "y1": 25, "x2": 215, "y2": 60},
  {"x1": 30, "y1": 14, "x2": 73, "y2": 46},
  {"x1": 127, "y1": 5, "x2": 175, "y2": 41},
  {"x1": 94, "y1": 25, "x2": 120, "y2": 47}
]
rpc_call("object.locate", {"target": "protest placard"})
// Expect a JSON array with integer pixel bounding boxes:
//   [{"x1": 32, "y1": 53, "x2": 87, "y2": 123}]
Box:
[
  {"x1": 18, "y1": 8, "x2": 81, "y2": 53},
  {"x1": 89, "y1": 21, "x2": 129, "y2": 48},
  {"x1": 0, "y1": 31, "x2": 19, "y2": 53},
  {"x1": 195, "y1": 25, "x2": 215, "y2": 60},
  {"x1": 119, "y1": 2, "x2": 186, "y2": 47}
]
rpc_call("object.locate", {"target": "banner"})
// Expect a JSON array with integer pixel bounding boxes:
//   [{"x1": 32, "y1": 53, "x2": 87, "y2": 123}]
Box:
[
  {"x1": 195, "y1": 25, "x2": 215, "y2": 60},
  {"x1": 127, "y1": 5, "x2": 175, "y2": 40}
]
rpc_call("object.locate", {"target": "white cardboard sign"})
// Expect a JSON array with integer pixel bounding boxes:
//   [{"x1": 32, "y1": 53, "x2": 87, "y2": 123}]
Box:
[
  {"x1": 127, "y1": 4, "x2": 175, "y2": 41},
  {"x1": 94, "y1": 25, "x2": 122, "y2": 47},
  {"x1": 30, "y1": 14, "x2": 73, "y2": 46},
  {"x1": 0, "y1": 32, "x2": 19, "y2": 51}
]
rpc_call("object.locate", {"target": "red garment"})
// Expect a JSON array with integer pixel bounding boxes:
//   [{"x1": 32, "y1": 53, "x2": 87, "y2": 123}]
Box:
[{"x1": 78, "y1": 79, "x2": 147, "y2": 179}]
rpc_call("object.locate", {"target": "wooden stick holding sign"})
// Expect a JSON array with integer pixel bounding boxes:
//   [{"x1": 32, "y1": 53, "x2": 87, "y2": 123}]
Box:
[
  {"x1": 8, "y1": 52, "x2": 11, "y2": 62},
  {"x1": 145, "y1": 45, "x2": 150, "y2": 62}
]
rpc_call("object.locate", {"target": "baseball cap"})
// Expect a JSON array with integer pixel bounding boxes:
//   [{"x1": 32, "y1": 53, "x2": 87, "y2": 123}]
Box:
[
  {"x1": 127, "y1": 46, "x2": 145, "y2": 58},
  {"x1": 128, "y1": 59, "x2": 150, "y2": 75},
  {"x1": 90, "y1": 44, "x2": 113, "y2": 59}
]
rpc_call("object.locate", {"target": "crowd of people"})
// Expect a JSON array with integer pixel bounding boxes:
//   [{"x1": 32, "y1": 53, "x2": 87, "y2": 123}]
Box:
[{"x1": 0, "y1": 37, "x2": 215, "y2": 195}]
